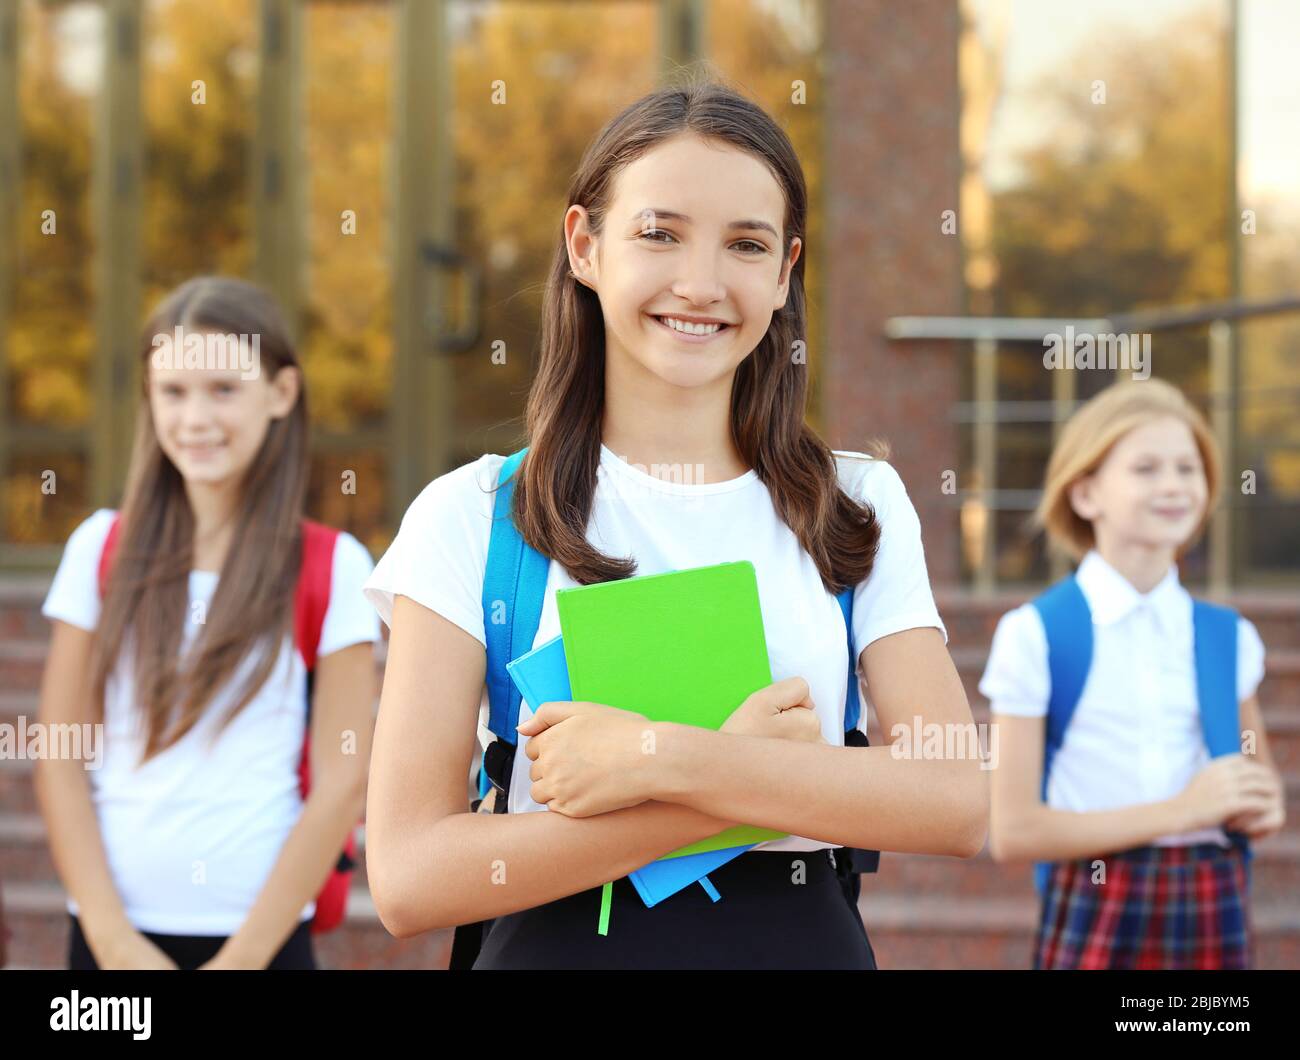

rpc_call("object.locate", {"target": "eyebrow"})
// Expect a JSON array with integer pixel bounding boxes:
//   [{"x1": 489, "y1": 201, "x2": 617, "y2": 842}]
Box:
[{"x1": 630, "y1": 208, "x2": 779, "y2": 240}]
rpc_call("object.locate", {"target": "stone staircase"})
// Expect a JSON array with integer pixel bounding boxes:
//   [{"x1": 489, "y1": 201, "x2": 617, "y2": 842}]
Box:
[{"x1": 2, "y1": 576, "x2": 1297, "y2": 968}]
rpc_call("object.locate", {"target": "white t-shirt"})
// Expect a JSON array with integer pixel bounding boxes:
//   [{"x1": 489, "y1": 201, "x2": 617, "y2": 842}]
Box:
[
  {"x1": 363, "y1": 445, "x2": 948, "y2": 854},
  {"x1": 978, "y1": 548, "x2": 1266, "y2": 847},
  {"x1": 41, "y1": 508, "x2": 381, "y2": 935}
]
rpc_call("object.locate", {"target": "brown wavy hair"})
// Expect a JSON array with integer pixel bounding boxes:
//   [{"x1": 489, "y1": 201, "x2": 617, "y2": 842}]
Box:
[
  {"x1": 90, "y1": 276, "x2": 310, "y2": 763},
  {"x1": 513, "y1": 78, "x2": 885, "y2": 594}
]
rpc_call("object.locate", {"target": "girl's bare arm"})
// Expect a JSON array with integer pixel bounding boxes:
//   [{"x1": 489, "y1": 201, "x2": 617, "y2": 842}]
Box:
[
  {"x1": 646, "y1": 627, "x2": 989, "y2": 858},
  {"x1": 32, "y1": 620, "x2": 138, "y2": 961},
  {"x1": 989, "y1": 712, "x2": 1191, "y2": 862},
  {"x1": 365, "y1": 594, "x2": 738, "y2": 938},
  {"x1": 988, "y1": 700, "x2": 1279, "y2": 864},
  {"x1": 1239, "y1": 694, "x2": 1277, "y2": 771}
]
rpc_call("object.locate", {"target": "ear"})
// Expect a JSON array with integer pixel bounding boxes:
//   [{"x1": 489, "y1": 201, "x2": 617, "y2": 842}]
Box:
[
  {"x1": 565, "y1": 204, "x2": 599, "y2": 290},
  {"x1": 1066, "y1": 475, "x2": 1099, "y2": 522},
  {"x1": 774, "y1": 236, "x2": 801, "y2": 311},
  {"x1": 267, "y1": 365, "x2": 300, "y2": 419}
]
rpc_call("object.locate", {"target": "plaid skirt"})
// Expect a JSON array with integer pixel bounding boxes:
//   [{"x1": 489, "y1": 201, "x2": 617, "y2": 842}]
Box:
[{"x1": 1033, "y1": 842, "x2": 1252, "y2": 969}]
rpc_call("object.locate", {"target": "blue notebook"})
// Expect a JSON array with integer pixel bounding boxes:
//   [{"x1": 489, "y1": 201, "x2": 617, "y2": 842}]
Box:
[{"x1": 506, "y1": 635, "x2": 751, "y2": 906}]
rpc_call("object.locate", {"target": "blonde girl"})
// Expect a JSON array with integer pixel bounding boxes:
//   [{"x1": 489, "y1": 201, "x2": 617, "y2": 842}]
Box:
[{"x1": 982, "y1": 377, "x2": 1285, "y2": 969}]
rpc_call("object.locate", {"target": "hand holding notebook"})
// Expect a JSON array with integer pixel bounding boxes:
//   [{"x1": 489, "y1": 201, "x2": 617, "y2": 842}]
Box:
[
  {"x1": 554, "y1": 560, "x2": 788, "y2": 855},
  {"x1": 507, "y1": 634, "x2": 752, "y2": 906}
]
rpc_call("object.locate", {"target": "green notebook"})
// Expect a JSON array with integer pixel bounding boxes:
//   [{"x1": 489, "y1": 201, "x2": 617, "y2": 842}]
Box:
[{"x1": 555, "y1": 560, "x2": 788, "y2": 857}]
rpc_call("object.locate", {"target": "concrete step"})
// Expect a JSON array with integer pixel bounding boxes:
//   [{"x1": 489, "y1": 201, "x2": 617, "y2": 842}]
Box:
[
  {"x1": 0, "y1": 578, "x2": 52, "y2": 641},
  {"x1": 0, "y1": 757, "x2": 38, "y2": 817},
  {"x1": 0, "y1": 640, "x2": 46, "y2": 695}
]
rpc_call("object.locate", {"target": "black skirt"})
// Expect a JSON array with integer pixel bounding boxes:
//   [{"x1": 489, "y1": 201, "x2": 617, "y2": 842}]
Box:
[
  {"x1": 67, "y1": 914, "x2": 317, "y2": 970},
  {"x1": 473, "y1": 849, "x2": 877, "y2": 970}
]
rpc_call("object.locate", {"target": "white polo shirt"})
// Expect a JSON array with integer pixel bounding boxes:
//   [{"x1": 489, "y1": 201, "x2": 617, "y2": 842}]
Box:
[
  {"x1": 41, "y1": 508, "x2": 381, "y2": 935},
  {"x1": 978, "y1": 548, "x2": 1266, "y2": 846},
  {"x1": 364, "y1": 446, "x2": 949, "y2": 854}
]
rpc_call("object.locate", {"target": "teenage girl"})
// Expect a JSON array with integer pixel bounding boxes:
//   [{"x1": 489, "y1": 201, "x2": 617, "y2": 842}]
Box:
[
  {"x1": 981, "y1": 378, "x2": 1285, "y2": 969},
  {"x1": 34, "y1": 277, "x2": 380, "y2": 970},
  {"x1": 362, "y1": 80, "x2": 987, "y2": 970}
]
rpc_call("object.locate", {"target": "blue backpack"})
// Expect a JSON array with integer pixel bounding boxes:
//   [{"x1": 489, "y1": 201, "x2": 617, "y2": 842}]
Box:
[
  {"x1": 475, "y1": 447, "x2": 881, "y2": 879},
  {"x1": 1030, "y1": 575, "x2": 1254, "y2": 896}
]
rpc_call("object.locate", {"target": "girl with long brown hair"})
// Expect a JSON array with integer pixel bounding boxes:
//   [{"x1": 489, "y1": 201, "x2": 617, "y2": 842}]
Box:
[
  {"x1": 34, "y1": 277, "x2": 380, "y2": 969},
  {"x1": 364, "y1": 79, "x2": 987, "y2": 968}
]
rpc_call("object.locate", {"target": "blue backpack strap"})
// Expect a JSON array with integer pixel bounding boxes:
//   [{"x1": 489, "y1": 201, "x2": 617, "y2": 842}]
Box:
[
  {"x1": 1193, "y1": 600, "x2": 1239, "y2": 757},
  {"x1": 482, "y1": 447, "x2": 551, "y2": 745},
  {"x1": 838, "y1": 587, "x2": 861, "y2": 733},
  {"x1": 477, "y1": 448, "x2": 551, "y2": 804},
  {"x1": 837, "y1": 585, "x2": 880, "y2": 877},
  {"x1": 458, "y1": 449, "x2": 550, "y2": 966},
  {"x1": 1192, "y1": 598, "x2": 1253, "y2": 877},
  {"x1": 1030, "y1": 575, "x2": 1093, "y2": 896}
]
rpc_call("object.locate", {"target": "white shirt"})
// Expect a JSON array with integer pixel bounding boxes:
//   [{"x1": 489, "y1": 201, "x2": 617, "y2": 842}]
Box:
[
  {"x1": 41, "y1": 508, "x2": 381, "y2": 935},
  {"x1": 364, "y1": 445, "x2": 948, "y2": 853},
  {"x1": 978, "y1": 548, "x2": 1266, "y2": 847}
]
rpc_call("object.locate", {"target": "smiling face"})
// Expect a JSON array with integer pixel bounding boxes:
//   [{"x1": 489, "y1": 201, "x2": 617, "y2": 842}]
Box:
[
  {"x1": 148, "y1": 339, "x2": 298, "y2": 491},
  {"x1": 1068, "y1": 414, "x2": 1210, "y2": 555},
  {"x1": 565, "y1": 132, "x2": 800, "y2": 393}
]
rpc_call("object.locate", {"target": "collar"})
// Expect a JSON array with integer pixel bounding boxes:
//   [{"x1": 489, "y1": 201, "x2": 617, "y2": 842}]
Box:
[{"x1": 1075, "y1": 548, "x2": 1186, "y2": 636}]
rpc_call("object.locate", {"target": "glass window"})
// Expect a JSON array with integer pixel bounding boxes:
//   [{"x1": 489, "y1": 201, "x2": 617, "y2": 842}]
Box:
[
  {"x1": 11, "y1": 0, "x2": 100, "y2": 431},
  {"x1": 302, "y1": 0, "x2": 393, "y2": 435},
  {"x1": 1238, "y1": 0, "x2": 1300, "y2": 585},
  {"x1": 4, "y1": 0, "x2": 102, "y2": 550},
  {"x1": 961, "y1": 0, "x2": 1234, "y2": 585},
  {"x1": 142, "y1": 0, "x2": 257, "y2": 304},
  {"x1": 705, "y1": 0, "x2": 826, "y2": 427},
  {"x1": 446, "y1": 0, "x2": 661, "y2": 470}
]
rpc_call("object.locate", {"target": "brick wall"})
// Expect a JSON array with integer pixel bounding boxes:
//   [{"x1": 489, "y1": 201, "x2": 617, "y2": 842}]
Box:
[{"x1": 823, "y1": 0, "x2": 964, "y2": 585}]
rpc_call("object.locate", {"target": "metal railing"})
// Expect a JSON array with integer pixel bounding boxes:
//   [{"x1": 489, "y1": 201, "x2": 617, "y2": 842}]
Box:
[{"x1": 884, "y1": 297, "x2": 1300, "y2": 594}]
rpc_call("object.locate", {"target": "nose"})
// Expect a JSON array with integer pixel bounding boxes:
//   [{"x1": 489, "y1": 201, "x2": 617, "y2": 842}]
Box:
[
  {"x1": 178, "y1": 390, "x2": 218, "y2": 431},
  {"x1": 1153, "y1": 467, "x2": 1195, "y2": 500},
  {"x1": 670, "y1": 246, "x2": 726, "y2": 307}
]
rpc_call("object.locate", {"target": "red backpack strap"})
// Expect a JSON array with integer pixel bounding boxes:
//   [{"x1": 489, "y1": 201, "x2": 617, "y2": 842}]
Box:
[
  {"x1": 293, "y1": 520, "x2": 354, "y2": 935},
  {"x1": 294, "y1": 519, "x2": 340, "y2": 672},
  {"x1": 97, "y1": 513, "x2": 123, "y2": 599}
]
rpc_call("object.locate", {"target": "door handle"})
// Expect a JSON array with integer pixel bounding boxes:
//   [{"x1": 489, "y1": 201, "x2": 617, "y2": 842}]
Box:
[{"x1": 420, "y1": 240, "x2": 481, "y2": 354}]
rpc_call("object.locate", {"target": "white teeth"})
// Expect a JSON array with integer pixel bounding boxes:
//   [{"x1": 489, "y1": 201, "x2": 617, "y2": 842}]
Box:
[{"x1": 659, "y1": 316, "x2": 723, "y2": 336}]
